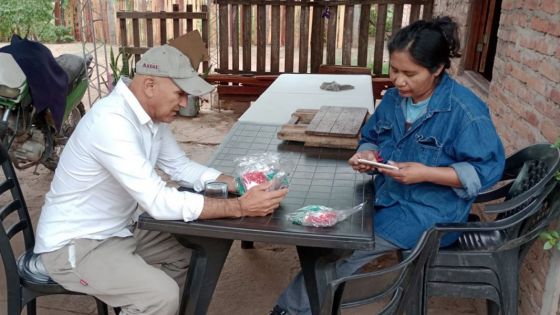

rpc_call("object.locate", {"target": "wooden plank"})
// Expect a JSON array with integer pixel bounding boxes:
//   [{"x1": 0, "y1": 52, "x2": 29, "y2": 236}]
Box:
[
  {"x1": 219, "y1": 4, "x2": 229, "y2": 72},
  {"x1": 410, "y1": 4, "x2": 421, "y2": 22},
  {"x1": 318, "y1": 64, "x2": 371, "y2": 74},
  {"x1": 119, "y1": 18, "x2": 127, "y2": 47},
  {"x1": 422, "y1": 2, "x2": 433, "y2": 20},
  {"x1": 216, "y1": 85, "x2": 268, "y2": 95},
  {"x1": 392, "y1": 3, "x2": 403, "y2": 36},
  {"x1": 206, "y1": 74, "x2": 277, "y2": 87},
  {"x1": 186, "y1": 5, "x2": 193, "y2": 32},
  {"x1": 329, "y1": 107, "x2": 368, "y2": 135},
  {"x1": 306, "y1": 106, "x2": 367, "y2": 137},
  {"x1": 310, "y1": 4, "x2": 325, "y2": 73},
  {"x1": 256, "y1": 3, "x2": 266, "y2": 72},
  {"x1": 202, "y1": 5, "x2": 210, "y2": 72},
  {"x1": 325, "y1": 5, "x2": 338, "y2": 65},
  {"x1": 373, "y1": 3, "x2": 387, "y2": 75},
  {"x1": 172, "y1": 4, "x2": 180, "y2": 38},
  {"x1": 116, "y1": 11, "x2": 206, "y2": 19},
  {"x1": 341, "y1": 4, "x2": 354, "y2": 65},
  {"x1": 306, "y1": 106, "x2": 340, "y2": 135},
  {"x1": 146, "y1": 18, "x2": 153, "y2": 47},
  {"x1": 214, "y1": 0, "x2": 431, "y2": 6},
  {"x1": 284, "y1": 1, "x2": 295, "y2": 72},
  {"x1": 242, "y1": 4, "x2": 252, "y2": 72},
  {"x1": 132, "y1": 18, "x2": 140, "y2": 63},
  {"x1": 231, "y1": 4, "x2": 240, "y2": 71},
  {"x1": 291, "y1": 109, "x2": 319, "y2": 123},
  {"x1": 303, "y1": 137, "x2": 358, "y2": 149},
  {"x1": 277, "y1": 125, "x2": 358, "y2": 149},
  {"x1": 271, "y1": 4, "x2": 281, "y2": 73},
  {"x1": 299, "y1": 0, "x2": 310, "y2": 73},
  {"x1": 277, "y1": 108, "x2": 361, "y2": 149},
  {"x1": 357, "y1": 4, "x2": 370, "y2": 66},
  {"x1": 160, "y1": 14, "x2": 167, "y2": 44}
]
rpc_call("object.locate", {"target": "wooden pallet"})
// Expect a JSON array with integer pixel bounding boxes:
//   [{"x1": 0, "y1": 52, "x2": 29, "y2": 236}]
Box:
[{"x1": 277, "y1": 106, "x2": 368, "y2": 149}]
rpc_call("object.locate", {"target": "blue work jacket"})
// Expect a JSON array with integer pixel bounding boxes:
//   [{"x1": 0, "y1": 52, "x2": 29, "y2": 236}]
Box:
[{"x1": 359, "y1": 73, "x2": 505, "y2": 249}]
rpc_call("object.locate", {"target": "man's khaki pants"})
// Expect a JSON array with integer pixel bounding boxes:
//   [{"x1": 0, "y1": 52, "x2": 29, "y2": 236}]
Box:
[{"x1": 40, "y1": 229, "x2": 190, "y2": 315}]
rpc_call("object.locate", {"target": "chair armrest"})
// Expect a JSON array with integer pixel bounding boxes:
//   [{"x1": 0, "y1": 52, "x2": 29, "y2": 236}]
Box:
[
  {"x1": 484, "y1": 179, "x2": 551, "y2": 214},
  {"x1": 473, "y1": 183, "x2": 511, "y2": 203},
  {"x1": 437, "y1": 180, "x2": 556, "y2": 232}
]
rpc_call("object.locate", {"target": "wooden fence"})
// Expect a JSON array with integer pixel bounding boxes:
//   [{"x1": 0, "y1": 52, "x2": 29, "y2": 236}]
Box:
[
  {"x1": 116, "y1": 3, "x2": 210, "y2": 71},
  {"x1": 215, "y1": 0, "x2": 433, "y2": 76}
]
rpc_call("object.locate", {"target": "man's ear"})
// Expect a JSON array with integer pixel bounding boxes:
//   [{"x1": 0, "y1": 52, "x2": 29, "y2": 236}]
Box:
[{"x1": 143, "y1": 76, "x2": 156, "y2": 98}]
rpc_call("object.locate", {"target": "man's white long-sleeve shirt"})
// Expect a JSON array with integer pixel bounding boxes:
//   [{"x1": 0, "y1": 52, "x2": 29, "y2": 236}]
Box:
[{"x1": 34, "y1": 79, "x2": 221, "y2": 254}]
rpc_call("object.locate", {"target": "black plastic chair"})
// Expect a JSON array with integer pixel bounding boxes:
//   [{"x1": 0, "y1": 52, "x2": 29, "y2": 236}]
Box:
[
  {"x1": 0, "y1": 145, "x2": 112, "y2": 315},
  {"x1": 425, "y1": 143, "x2": 560, "y2": 315},
  {"x1": 320, "y1": 228, "x2": 441, "y2": 315}
]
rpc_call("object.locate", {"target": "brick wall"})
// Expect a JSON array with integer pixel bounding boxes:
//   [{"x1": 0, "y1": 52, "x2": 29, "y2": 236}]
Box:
[
  {"x1": 433, "y1": 0, "x2": 560, "y2": 314},
  {"x1": 491, "y1": 0, "x2": 560, "y2": 149}
]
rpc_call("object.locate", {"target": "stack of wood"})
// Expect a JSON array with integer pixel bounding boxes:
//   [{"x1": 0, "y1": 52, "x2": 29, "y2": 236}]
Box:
[{"x1": 277, "y1": 106, "x2": 368, "y2": 149}]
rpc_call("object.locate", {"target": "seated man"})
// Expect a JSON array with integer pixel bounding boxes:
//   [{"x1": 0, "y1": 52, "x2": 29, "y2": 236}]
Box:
[{"x1": 34, "y1": 44, "x2": 288, "y2": 315}]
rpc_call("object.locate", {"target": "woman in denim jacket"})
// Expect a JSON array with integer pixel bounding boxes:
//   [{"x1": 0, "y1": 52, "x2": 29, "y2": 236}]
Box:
[{"x1": 270, "y1": 16, "x2": 505, "y2": 315}]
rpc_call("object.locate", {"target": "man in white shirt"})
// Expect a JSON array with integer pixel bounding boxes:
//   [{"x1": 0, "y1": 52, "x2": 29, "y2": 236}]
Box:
[{"x1": 34, "y1": 45, "x2": 288, "y2": 315}]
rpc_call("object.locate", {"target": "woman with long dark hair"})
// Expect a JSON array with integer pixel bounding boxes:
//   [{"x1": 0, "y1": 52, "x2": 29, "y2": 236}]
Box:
[{"x1": 270, "y1": 16, "x2": 505, "y2": 315}]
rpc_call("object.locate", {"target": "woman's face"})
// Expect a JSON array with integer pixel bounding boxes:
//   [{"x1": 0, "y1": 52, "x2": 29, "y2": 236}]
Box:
[{"x1": 389, "y1": 51, "x2": 443, "y2": 103}]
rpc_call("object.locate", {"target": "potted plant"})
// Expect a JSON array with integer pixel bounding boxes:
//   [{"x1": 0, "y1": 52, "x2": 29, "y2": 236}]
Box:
[{"x1": 108, "y1": 47, "x2": 133, "y2": 90}]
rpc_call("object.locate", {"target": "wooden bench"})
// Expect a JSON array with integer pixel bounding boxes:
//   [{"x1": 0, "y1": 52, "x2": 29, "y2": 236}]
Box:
[{"x1": 205, "y1": 74, "x2": 279, "y2": 102}]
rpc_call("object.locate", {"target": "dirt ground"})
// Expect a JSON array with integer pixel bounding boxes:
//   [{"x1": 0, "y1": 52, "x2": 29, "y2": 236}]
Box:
[{"x1": 0, "y1": 42, "x2": 485, "y2": 314}]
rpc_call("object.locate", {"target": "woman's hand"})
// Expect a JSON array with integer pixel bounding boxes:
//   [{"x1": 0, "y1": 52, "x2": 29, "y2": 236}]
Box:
[
  {"x1": 379, "y1": 161, "x2": 429, "y2": 185},
  {"x1": 348, "y1": 150, "x2": 380, "y2": 173}
]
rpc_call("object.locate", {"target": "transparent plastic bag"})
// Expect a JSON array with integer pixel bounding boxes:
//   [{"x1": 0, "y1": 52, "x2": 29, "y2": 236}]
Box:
[
  {"x1": 234, "y1": 152, "x2": 290, "y2": 195},
  {"x1": 287, "y1": 203, "x2": 364, "y2": 227}
]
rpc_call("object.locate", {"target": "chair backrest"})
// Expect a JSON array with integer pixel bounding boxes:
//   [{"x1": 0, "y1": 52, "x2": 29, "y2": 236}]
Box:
[
  {"x1": 454, "y1": 143, "x2": 560, "y2": 251},
  {"x1": 318, "y1": 64, "x2": 372, "y2": 75},
  {"x1": 320, "y1": 228, "x2": 440, "y2": 315},
  {"x1": 0, "y1": 145, "x2": 35, "y2": 291}
]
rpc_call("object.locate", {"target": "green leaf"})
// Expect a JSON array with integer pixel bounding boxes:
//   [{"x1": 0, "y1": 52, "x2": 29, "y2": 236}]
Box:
[
  {"x1": 544, "y1": 241, "x2": 554, "y2": 250},
  {"x1": 541, "y1": 231, "x2": 554, "y2": 240}
]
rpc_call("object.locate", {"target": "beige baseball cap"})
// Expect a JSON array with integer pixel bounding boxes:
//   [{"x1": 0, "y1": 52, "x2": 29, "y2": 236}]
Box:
[{"x1": 135, "y1": 45, "x2": 214, "y2": 96}]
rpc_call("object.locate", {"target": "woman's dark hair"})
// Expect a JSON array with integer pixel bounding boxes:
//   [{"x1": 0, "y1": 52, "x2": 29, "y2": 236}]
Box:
[{"x1": 388, "y1": 16, "x2": 461, "y2": 74}]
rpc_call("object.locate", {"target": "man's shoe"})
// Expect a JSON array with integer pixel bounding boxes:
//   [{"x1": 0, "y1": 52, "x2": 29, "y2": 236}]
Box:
[{"x1": 269, "y1": 305, "x2": 288, "y2": 315}]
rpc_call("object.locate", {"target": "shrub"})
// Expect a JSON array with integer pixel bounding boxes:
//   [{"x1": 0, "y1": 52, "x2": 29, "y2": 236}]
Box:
[{"x1": 0, "y1": 0, "x2": 54, "y2": 41}]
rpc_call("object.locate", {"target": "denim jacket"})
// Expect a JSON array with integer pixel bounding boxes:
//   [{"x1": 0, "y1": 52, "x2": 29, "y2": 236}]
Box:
[{"x1": 359, "y1": 73, "x2": 505, "y2": 249}]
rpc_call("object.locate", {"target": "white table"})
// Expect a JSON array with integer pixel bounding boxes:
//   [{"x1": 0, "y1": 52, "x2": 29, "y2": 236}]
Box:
[{"x1": 239, "y1": 73, "x2": 374, "y2": 125}]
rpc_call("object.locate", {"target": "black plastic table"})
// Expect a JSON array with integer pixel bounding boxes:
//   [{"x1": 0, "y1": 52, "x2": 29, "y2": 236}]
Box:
[{"x1": 138, "y1": 122, "x2": 375, "y2": 315}]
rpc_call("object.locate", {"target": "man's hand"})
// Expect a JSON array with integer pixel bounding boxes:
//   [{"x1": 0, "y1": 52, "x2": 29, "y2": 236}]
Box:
[
  {"x1": 348, "y1": 150, "x2": 380, "y2": 173},
  {"x1": 238, "y1": 182, "x2": 288, "y2": 217}
]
